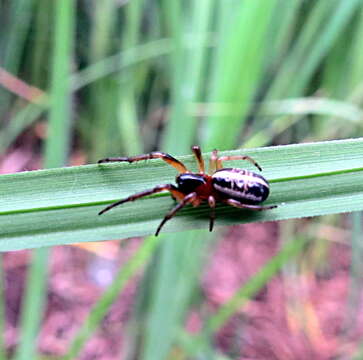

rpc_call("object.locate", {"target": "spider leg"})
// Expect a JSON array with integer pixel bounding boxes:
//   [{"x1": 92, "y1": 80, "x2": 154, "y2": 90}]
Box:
[
  {"x1": 209, "y1": 149, "x2": 219, "y2": 174},
  {"x1": 98, "y1": 184, "x2": 184, "y2": 216},
  {"x1": 98, "y1": 152, "x2": 189, "y2": 173},
  {"x1": 208, "y1": 195, "x2": 216, "y2": 232},
  {"x1": 224, "y1": 198, "x2": 277, "y2": 211},
  {"x1": 191, "y1": 146, "x2": 205, "y2": 173},
  {"x1": 155, "y1": 192, "x2": 197, "y2": 236},
  {"x1": 217, "y1": 155, "x2": 262, "y2": 171}
]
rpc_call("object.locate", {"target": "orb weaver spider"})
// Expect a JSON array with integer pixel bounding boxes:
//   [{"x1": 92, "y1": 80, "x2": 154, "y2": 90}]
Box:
[{"x1": 98, "y1": 146, "x2": 277, "y2": 236}]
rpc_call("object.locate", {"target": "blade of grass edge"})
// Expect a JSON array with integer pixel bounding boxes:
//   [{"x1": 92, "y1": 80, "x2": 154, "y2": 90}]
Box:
[{"x1": 1, "y1": 138, "x2": 363, "y2": 250}]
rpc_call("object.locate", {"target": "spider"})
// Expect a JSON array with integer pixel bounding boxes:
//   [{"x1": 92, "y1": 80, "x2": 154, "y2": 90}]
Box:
[{"x1": 98, "y1": 146, "x2": 277, "y2": 236}]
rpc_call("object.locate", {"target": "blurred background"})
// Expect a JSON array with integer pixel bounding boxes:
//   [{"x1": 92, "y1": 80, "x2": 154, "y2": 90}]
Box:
[{"x1": 1, "y1": 0, "x2": 363, "y2": 359}]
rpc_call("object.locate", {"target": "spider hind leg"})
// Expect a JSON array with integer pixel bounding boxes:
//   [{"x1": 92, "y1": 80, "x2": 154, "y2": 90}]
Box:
[{"x1": 224, "y1": 198, "x2": 277, "y2": 211}]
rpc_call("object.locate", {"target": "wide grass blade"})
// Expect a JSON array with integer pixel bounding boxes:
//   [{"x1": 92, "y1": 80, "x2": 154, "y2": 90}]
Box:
[{"x1": 0, "y1": 138, "x2": 363, "y2": 251}]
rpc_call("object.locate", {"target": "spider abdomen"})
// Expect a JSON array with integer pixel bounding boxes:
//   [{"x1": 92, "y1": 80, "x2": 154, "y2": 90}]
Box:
[{"x1": 212, "y1": 168, "x2": 270, "y2": 204}]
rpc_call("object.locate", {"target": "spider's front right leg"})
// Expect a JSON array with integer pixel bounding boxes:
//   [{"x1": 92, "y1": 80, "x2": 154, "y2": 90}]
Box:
[
  {"x1": 191, "y1": 146, "x2": 205, "y2": 173},
  {"x1": 98, "y1": 184, "x2": 184, "y2": 215},
  {"x1": 98, "y1": 152, "x2": 188, "y2": 173}
]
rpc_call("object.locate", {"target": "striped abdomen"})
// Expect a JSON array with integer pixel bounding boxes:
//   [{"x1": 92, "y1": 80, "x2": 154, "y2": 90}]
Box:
[{"x1": 212, "y1": 168, "x2": 270, "y2": 204}]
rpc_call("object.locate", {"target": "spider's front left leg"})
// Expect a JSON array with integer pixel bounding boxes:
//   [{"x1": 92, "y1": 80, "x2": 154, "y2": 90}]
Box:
[
  {"x1": 155, "y1": 192, "x2": 197, "y2": 236},
  {"x1": 98, "y1": 184, "x2": 185, "y2": 215},
  {"x1": 224, "y1": 198, "x2": 277, "y2": 211},
  {"x1": 98, "y1": 151, "x2": 189, "y2": 173}
]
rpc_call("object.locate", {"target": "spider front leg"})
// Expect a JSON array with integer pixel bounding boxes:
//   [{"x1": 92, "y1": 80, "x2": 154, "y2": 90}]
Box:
[
  {"x1": 224, "y1": 198, "x2": 277, "y2": 211},
  {"x1": 98, "y1": 151, "x2": 189, "y2": 174},
  {"x1": 192, "y1": 146, "x2": 205, "y2": 173},
  {"x1": 155, "y1": 192, "x2": 197, "y2": 236},
  {"x1": 98, "y1": 184, "x2": 184, "y2": 215}
]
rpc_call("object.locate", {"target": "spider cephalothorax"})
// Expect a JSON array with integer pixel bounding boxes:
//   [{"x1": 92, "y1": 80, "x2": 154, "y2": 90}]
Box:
[{"x1": 98, "y1": 146, "x2": 277, "y2": 235}]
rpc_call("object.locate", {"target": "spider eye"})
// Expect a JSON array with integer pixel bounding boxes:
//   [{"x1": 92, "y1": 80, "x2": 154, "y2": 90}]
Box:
[{"x1": 176, "y1": 174, "x2": 205, "y2": 193}]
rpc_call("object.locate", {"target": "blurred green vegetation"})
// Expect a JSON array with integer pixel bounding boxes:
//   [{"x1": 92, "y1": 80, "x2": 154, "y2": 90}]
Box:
[{"x1": 1, "y1": 0, "x2": 363, "y2": 359}]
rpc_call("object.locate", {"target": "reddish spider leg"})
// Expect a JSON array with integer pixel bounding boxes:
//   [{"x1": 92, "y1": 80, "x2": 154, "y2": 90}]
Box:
[
  {"x1": 217, "y1": 154, "x2": 262, "y2": 171},
  {"x1": 208, "y1": 149, "x2": 262, "y2": 172},
  {"x1": 224, "y1": 198, "x2": 277, "y2": 211},
  {"x1": 155, "y1": 192, "x2": 197, "y2": 236},
  {"x1": 191, "y1": 145, "x2": 205, "y2": 173},
  {"x1": 99, "y1": 184, "x2": 194, "y2": 236},
  {"x1": 98, "y1": 184, "x2": 185, "y2": 216},
  {"x1": 191, "y1": 146, "x2": 217, "y2": 230},
  {"x1": 98, "y1": 152, "x2": 195, "y2": 235},
  {"x1": 98, "y1": 151, "x2": 189, "y2": 174}
]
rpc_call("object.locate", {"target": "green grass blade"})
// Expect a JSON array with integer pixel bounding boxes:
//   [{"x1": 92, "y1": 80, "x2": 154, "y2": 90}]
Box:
[
  {"x1": 0, "y1": 0, "x2": 34, "y2": 113},
  {"x1": 0, "y1": 38, "x2": 175, "y2": 154},
  {"x1": 86, "y1": 0, "x2": 119, "y2": 160},
  {"x1": 0, "y1": 33, "x2": 215, "y2": 155},
  {"x1": 14, "y1": 2, "x2": 75, "y2": 359},
  {"x1": 138, "y1": 3, "x2": 215, "y2": 359},
  {"x1": 348, "y1": 7, "x2": 363, "y2": 91},
  {"x1": 44, "y1": 3, "x2": 74, "y2": 168},
  {"x1": 139, "y1": 231, "x2": 212, "y2": 360},
  {"x1": 161, "y1": 0, "x2": 213, "y2": 153},
  {"x1": 14, "y1": 250, "x2": 49, "y2": 360},
  {"x1": 0, "y1": 99, "x2": 47, "y2": 154},
  {"x1": 204, "y1": 0, "x2": 278, "y2": 150},
  {"x1": 243, "y1": 97, "x2": 363, "y2": 148},
  {"x1": 345, "y1": 212, "x2": 363, "y2": 330},
  {"x1": 0, "y1": 138, "x2": 363, "y2": 251},
  {"x1": 117, "y1": 0, "x2": 144, "y2": 155},
  {"x1": 267, "y1": 0, "x2": 361, "y2": 99},
  {"x1": 1, "y1": 0, "x2": 34, "y2": 74}
]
